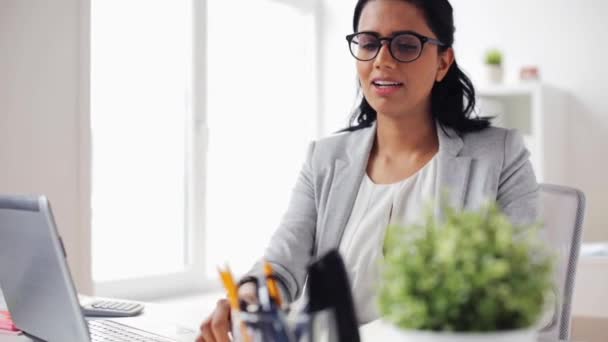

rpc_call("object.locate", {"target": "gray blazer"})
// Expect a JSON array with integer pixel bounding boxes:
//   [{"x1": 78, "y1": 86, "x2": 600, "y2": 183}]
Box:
[{"x1": 248, "y1": 122, "x2": 539, "y2": 302}]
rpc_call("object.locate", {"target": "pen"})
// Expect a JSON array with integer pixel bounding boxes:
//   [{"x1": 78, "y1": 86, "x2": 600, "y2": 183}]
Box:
[{"x1": 262, "y1": 261, "x2": 295, "y2": 342}]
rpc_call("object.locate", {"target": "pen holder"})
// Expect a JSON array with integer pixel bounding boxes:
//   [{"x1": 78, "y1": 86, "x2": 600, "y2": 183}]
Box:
[
  {"x1": 231, "y1": 249, "x2": 359, "y2": 342},
  {"x1": 233, "y1": 306, "x2": 339, "y2": 342},
  {"x1": 237, "y1": 309, "x2": 295, "y2": 342},
  {"x1": 231, "y1": 309, "x2": 253, "y2": 342}
]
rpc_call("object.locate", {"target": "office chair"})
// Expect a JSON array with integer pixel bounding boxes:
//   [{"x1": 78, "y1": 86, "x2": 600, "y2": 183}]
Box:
[{"x1": 537, "y1": 183, "x2": 586, "y2": 341}]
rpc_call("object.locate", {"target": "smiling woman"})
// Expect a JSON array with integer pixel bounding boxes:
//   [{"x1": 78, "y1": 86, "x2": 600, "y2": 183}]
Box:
[{"x1": 198, "y1": 0, "x2": 540, "y2": 341}]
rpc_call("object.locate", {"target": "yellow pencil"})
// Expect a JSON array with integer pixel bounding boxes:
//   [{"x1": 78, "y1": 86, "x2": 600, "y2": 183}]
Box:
[
  {"x1": 217, "y1": 265, "x2": 251, "y2": 342},
  {"x1": 218, "y1": 266, "x2": 239, "y2": 310},
  {"x1": 263, "y1": 260, "x2": 283, "y2": 307}
]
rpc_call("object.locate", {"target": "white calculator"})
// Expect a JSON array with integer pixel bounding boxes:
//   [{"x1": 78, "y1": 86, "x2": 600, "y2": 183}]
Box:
[{"x1": 81, "y1": 298, "x2": 145, "y2": 317}]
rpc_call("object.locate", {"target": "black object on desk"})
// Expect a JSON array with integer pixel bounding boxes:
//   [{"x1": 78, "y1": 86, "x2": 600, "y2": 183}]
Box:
[{"x1": 307, "y1": 249, "x2": 360, "y2": 342}]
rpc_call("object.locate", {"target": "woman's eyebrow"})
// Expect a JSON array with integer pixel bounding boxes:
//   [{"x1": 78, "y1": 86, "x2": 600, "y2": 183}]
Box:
[
  {"x1": 356, "y1": 30, "x2": 380, "y2": 34},
  {"x1": 356, "y1": 30, "x2": 417, "y2": 36}
]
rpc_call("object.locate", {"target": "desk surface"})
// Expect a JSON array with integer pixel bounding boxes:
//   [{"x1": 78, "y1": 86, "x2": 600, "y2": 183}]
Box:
[
  {"x1": 0, "y1": 292, "x2": 600, "y2": 341},
  {"x1": 0, "y1": 302, "x2": 193, "y2": 341}
]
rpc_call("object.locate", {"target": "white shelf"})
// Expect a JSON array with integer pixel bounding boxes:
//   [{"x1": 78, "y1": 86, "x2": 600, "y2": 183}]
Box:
[
  {"x1": 476, "y1": 83, "x2": 567, "y2": 183},
  {"x1": 477, "y1": 82, "x2": 542, "y2": 97}
]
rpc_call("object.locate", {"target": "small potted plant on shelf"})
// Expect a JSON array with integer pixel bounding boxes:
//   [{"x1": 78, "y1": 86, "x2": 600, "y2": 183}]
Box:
[
  {"x1": 484, "y1": 49, "x2": 504, "y2": 84},
  {"x1": 378, "y1": 203, "x2": 553, "y2": 342}
]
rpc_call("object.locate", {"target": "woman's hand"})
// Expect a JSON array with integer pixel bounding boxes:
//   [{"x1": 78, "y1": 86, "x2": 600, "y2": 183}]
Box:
[
  {"x1": 196, "y1": 298, "x2": 231, "y2": 342},
  {"x1": 196, "y1": 282, "x2": 258, "y2": 342}
]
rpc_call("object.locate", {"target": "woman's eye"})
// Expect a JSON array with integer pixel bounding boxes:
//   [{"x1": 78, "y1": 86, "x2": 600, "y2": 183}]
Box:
[
  {"x1": 397, "y1": 44, "x2": 418, "y2": 52},
  {"x1": 361, "y1": 42, "x2": 380, "y2": 51}
]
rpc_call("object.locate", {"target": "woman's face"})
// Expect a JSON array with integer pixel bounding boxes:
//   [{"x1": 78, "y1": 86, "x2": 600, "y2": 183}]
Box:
[{"x1": 356, "y1": 0, "x2": 453, "y2": 119}]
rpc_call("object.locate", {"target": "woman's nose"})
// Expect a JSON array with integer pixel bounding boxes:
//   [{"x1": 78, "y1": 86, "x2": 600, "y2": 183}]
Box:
[{"x1": 373, "y1": 43, "x2": 397, "y2": 68}]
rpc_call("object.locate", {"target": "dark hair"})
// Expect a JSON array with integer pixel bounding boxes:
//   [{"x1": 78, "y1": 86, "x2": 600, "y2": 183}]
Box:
[{"x1": 344, "y1": 0, "x2": 489, "y2": 133}]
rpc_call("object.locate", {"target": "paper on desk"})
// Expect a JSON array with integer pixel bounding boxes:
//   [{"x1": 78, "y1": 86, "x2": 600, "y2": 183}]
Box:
[
  {"x1": 580, "y1": 243, "x2": 608, "y2": 257},
  {"x1": 0, "y1": 287, "x2": 6, "y2": 311},
  {"x1": 0, "y1": 311, "x2": 21, "y2": 335},
  {"x1": 0, "y1": 289, "x2": 22, "y2": 335},
  {"x1": 0, "y1": 329, "x2": 22, "y2": 336}
]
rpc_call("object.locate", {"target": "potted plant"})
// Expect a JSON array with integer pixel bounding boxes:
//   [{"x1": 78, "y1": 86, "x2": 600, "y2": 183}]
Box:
[
  {"x1": 484, "y1": 49, "x2": 504, "y2": 84},
  {"x1": 378, "y1": 203, "x2": 553, "y2": 342}
]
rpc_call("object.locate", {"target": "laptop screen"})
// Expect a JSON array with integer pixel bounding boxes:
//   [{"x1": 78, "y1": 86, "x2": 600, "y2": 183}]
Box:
[{"x1": 0, "y1": 195, "x2": 90, "y2": 341}]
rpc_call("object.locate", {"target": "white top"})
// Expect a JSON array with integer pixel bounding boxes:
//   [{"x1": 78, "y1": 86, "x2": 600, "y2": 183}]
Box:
[{"x1": 339, "y1": 156, "x2": 438, "y2": 323}]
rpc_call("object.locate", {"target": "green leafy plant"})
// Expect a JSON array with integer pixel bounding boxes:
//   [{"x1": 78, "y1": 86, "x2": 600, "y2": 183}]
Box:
[
  {"x1": 378, "y1": 203, "x2": 553, "y2": 332},
  {"x1": 485, "y1": 49, "x2": 503, "y2": 66}
]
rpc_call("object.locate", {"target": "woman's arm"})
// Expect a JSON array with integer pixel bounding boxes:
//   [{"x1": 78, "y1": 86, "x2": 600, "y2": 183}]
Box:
[
  {"x1": 496, "y1": 129, "x2": 540, "y2": 226},
  {"x1": 497, "y1": 129, "x2": 562, "y2": 335},
  {"x1": 244, "y1": 141, "x2": 318, "y2": 303}
]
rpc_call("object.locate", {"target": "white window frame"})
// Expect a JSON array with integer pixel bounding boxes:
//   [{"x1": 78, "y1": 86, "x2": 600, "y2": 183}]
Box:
[
  {"x1": 91, "y1": 0, "x2": 323, "y2": 300},
  {"x1": 92, "y1": 0, "x2": 212, "y2": 300}
]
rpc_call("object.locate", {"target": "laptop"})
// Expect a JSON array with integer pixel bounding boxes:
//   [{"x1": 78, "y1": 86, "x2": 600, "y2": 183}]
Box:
[{"x1": 0, "y1": 194, "x2": 198, "y2": 342}]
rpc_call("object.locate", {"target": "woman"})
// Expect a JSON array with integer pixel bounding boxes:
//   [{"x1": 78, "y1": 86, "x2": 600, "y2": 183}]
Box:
[{"x1": 197, "y1": 0, "x2": 538, "y2": 340}]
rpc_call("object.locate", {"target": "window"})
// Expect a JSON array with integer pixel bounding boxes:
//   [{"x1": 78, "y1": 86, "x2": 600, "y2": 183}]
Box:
[
  {"x1": 91, "y1": 0, "x2": 201, "y2": 299},
  {"x1": 206, "y1": 0, "x2": 319, "y2": 277},
  {"x1": 91, "y1": 0, "x2": 319, "y2": 299}
]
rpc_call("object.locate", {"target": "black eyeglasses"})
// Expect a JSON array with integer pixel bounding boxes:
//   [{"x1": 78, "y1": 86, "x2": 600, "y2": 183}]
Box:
[{"x1": 345, "y1": 31, "x2": 446, "y2": 63}]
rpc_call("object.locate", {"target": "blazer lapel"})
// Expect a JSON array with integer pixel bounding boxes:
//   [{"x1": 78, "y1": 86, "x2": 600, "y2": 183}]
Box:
[
  {"x1": 317, "y1": 124, "x2": 376, "y2": 254},
  {"x1": 316, "y1": 122, "x2": 473, "y2": 254},
  {"x1": 434, "y1": 124, "x2": 472, "y2": 218}
]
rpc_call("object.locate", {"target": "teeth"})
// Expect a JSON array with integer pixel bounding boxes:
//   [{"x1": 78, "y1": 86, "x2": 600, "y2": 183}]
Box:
[{"x1": 374, "y1": 81, "x2": 402, "y2": 86}]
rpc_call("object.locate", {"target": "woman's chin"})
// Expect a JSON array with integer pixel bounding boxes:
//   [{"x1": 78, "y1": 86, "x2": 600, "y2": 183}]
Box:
[
  {"x1": 373, "y1": 106, "x2": 415, "y2": 119},
  {"x1": 368, "y1": 98, "x2": 429, "y2": 121}
]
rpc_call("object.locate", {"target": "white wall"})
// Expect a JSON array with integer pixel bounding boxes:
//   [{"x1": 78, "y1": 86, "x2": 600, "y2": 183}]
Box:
[
  {"x1": 320, "y1": 0, "x2": 608, "y2": 241},
  {"x1": 318, "y1": 0, "x2": 359, "y2": 134},
  {"x1": 0, "y1": 0, "x2": 92, "y2": 293},
  {"x1": 450, "y1": 0, "x2": 608, "y2": 241}
]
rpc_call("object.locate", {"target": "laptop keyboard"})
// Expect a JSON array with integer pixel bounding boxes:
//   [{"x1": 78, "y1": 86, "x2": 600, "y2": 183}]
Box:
[{"x1": 89, "y1": 320, "x2": 176, "y2": 342}]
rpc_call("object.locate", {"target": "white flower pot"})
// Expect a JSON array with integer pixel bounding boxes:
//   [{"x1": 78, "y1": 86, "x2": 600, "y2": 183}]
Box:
[
  {"x1": 377, "y1": 320, "x2": 537, "y2": 342},
  {"x1": 486, "y1": 65, "x2": 504, "y2": 84}
]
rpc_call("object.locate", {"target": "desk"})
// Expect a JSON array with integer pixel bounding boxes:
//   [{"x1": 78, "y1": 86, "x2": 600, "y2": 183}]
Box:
[
  {"x1": 0, "y1": 317, "x2": 583, "y2": 342},
  {"x1": 0, "y1": 301, "x2": 201, "y2": 342},
  {"x1": 0, "y1": 291, "x2": 600, "y2": 342},
  {"x1": 359, "y1": 321, "x2": 574, "y2": 342}
]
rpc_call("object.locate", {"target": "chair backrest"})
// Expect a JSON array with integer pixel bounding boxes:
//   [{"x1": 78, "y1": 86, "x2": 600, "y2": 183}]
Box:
[{"x1": 537, "y1": 183, "x2": 586, "y2": 341}]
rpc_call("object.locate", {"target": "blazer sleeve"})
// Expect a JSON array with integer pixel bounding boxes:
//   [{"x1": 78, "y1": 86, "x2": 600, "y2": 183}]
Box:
[
  {"x1": 497, "y1": 129, "x2": 540, "y2": 226},
  {"x1": 244, "y1": 141, "x2": 317, "y2": 303},
  {"x1": 498, "y1": 131, "x2": 561, "y2": 335}
]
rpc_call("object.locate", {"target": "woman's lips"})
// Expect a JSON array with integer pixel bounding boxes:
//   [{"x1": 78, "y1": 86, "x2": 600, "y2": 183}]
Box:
[{"x1": 372, "y1": 80, "x2": 404, "y2": 96}]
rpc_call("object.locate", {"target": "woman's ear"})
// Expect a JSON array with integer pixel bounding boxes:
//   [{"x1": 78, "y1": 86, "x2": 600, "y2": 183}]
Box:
[{"x1": 436, "y1": 47, "x2": 455, "y2": 82}]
